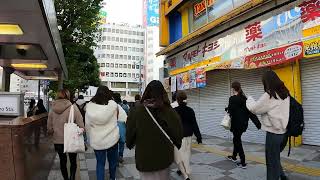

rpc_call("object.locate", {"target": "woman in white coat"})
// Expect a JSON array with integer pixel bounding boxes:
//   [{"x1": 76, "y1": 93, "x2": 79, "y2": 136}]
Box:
[{"x1": 246, "y1": 70, "x2": 290, "y2": 180}]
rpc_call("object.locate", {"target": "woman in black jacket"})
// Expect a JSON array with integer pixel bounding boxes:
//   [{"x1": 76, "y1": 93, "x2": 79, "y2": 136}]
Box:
[
  {"x1": 226, "y1": 81, "x2": 261, "y2": 169},
  {"x1": 174, "y1": 91, "x2": 202, "y2": 180}
]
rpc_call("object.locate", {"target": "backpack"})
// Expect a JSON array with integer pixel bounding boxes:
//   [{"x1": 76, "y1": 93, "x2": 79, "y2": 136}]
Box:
[{"x1": 286, "y1": 96, "x2": 304, "y2": 156}]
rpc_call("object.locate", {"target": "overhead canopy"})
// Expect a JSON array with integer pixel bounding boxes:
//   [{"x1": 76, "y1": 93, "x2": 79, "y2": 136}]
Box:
[{"x1": 0, "y1": 0, "x2": 67, "y2": 80}]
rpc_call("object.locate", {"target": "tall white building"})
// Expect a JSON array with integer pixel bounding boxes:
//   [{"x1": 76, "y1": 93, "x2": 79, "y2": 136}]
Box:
[{"x1": 94, "y1": 23, "x2": 146, "y2": 97}]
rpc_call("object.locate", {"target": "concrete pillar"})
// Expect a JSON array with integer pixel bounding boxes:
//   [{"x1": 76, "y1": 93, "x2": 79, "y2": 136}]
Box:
[{"x1": 2, "y1": 67, "x2": 15, "y2": 92}]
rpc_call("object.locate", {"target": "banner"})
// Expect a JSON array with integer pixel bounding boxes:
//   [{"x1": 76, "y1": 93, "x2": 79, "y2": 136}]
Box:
[
  {"x1": 244, "y1": 42, "x2": 303, "y2": 69},
  {"x1": 196, "y1": 68, "x2": 206, "y2": 88},
  {"x1": 147, "y1": 0, "x2": 159, "y2": 26},
  {"x1": 177, "y1": 74, "x2": 183, "y2": 91},
  {"x1": 181, "y1": 72, "x2": 190, "y2": 90},
  {"x1": 304, "y1": 37, "x2": 320, "y2": 58},
  {"x1": 171, "y1": 76, "x2": 177, "y2": 92},
  {"x1": 189, "y1": 70, "x2": 197, "y2": 89}
]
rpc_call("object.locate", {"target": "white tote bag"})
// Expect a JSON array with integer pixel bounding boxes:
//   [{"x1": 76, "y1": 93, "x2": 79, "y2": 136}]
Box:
[
  {"x1": 221, "y1": 113, "x2": 231, "y2": 130},
  {"x1": 144, "y1": 106, "x2": 182, "y2": 164},
  {"x1": 64, "y1": 105, "x2": 85, "y2": 153}
]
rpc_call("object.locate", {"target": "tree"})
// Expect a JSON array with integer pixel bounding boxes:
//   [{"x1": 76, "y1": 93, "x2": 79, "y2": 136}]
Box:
[{"x1": 52, "y1": 0, "x2": 102, "y2": 94}]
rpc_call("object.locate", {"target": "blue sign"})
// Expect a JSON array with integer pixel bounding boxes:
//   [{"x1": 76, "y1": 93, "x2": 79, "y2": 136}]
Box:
[{"x1": 147, "y1": 0, "x2": 159, "y2": 26}]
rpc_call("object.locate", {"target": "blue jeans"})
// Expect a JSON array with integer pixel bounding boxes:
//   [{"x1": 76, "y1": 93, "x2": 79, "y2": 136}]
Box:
[
  {"x1": 94, "y1": 143, "x2": 119, "y2": 180},
  {"x1": 118, "y1": 122, "x2": 126, "y2": 157}
]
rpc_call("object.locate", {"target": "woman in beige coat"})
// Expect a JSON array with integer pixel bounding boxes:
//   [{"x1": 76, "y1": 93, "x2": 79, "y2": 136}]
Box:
[{"x1": 47, "y1": 89, "x2": 84, "y2": 180}]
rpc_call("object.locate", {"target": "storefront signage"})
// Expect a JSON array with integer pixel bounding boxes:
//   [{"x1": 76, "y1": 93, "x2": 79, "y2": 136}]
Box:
[
  {"x1": 177, "y1": 72, "x2": 190, "y2": 90},
  {"x1": 304, "y1": 37, "x2": 320, "y2": 58},
  {"x1": 303, "y1": 25, "x2": 320, "y2": 37},
  {"x1": 196, "y1": 68, "x2": 206, "y2": 88},
  {"x1": 244, "y1": 42, "x2": 303, "y2": 69},
  {"x1": 190, "y1": 70, "x2": 197, "y2": 89},
  {"x1": 194, "y1": 0, "x2": 215, "y2": 17},
  {"x1": 171, "y1": 76, "x2": 177, "y2": 92},
  {"x1": 146, "y1": 0, "x2": 160, "y2": 26},
  {"x1": 0, "y1": 96, "x2": 19, "y2": 116}
]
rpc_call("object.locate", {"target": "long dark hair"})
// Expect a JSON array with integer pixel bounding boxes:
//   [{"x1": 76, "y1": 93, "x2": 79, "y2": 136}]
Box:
[
  {"x1": 37, "y1": 99, "x2": 47, "y2": 111},
  {"x1": 231, "y1": 81, "x2": 246, "y2": 99},
  {"x1": 113, "y1": 93, "x2": 122, "y2": 104},
  {"x1": 262, "y1": 70, "x2": 289, "y2": 100},
  {"x1": 176, "y1": 91, "x2": 187, "y2": 106},
  {"x1": 91, "y1": 86, "x2": 113, "y2": 105},
  {"x1": 29, "y1": 99, "x2": 36, "y2": 109},
  {"x1": 141, "y1": 80, "x2": 170, "y2": 107}
]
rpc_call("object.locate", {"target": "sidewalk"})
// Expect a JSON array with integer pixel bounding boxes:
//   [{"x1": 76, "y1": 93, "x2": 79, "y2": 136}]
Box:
[{"x1": 48, "y1": 136, "x2": 320, "y2": 180}]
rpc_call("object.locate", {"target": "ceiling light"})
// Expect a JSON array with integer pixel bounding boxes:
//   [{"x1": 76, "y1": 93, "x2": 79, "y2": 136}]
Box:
[
  {"x1": 11, "y1": 63, "x2": 47, "y2": 69},
  {"x1": 27, "y1": 76, "x2": 58, "y2": 80},
  {"x1": 0, "y1": 24, "x2": 23, "y2": 35}
]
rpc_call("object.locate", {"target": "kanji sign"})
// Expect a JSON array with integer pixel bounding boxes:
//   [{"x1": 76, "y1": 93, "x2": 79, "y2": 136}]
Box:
[
  {"x1": 304, "y1": 37, "x2": 320, "y2": 58},
  {"x1": 299, "y1": 0, "x2": 320, "y2": 23},
  {"x1": 245, "y1": 21, "x2": 263, "y2": 42}
]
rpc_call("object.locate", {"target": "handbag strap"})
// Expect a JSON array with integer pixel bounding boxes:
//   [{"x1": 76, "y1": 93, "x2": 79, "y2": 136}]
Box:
[
  {"x1": 68, "y1": 105, "x2": 75, "y2": 123},
  {"x1": 144, "y1": 106, "x2": 174, "y2": 145}
]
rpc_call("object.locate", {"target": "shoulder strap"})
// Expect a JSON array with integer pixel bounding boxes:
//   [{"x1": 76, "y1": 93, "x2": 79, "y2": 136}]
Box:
[
  {"x1": 116, "y1": 105, "x2": 119, "y2": 120},
  {"x1": 144, "y1": 106, "x2": 174, "y2": 145},
  {"x1": 68, "y1": 105, "x2": 75, "y2": 123}
]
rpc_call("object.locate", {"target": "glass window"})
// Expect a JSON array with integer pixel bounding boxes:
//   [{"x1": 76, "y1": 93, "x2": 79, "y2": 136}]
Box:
[
  {"x1": 116, "y1": 29, "x2": 119, "y2": 33},
  {"x1": 129, "y1": 31, "x2": 132, "y2": 35},
  {"x1": 107, "y1": 54, "x2": 110, "y2": 58},
  {"x1": 115, "y1": 46, "x2": 119, "y2": 50},
  {"x1": 133, "y1": 31, "x2": 137, "y2": 35},
  {"x1": 128, "y1": 64, "x2": 131, "y2": 69},
  {"x1": 120, "y1": 29, "x2": 124, "y2": 34},
  {"x1": 132, "y1": 73, "x2": 135, "y2": 78},
  {"x1": 128, "y1": 47, "x2": 132, "y2": 51},
  {"x1": 132, "y1": 56, "x2": 135, "y2": 60},
  {"x1": 141, "y1": 65, "x2": 144, "y2": 69},
  {"x1": 124, "y1": 47, "x2": 127, "y2": 51},
  {"x1": 101, "y1": 63, "x2": 105, "y2": 67},
  {"x1": 111, "y1": 45, "x2": 114, "y2": 50},
  {"x1": 112, "y1": 37, "x2": 115, "y2": 41},
  {"x1": 123, "y1": 64, "x2": 127, "y2": 68},
  {"x1": 119, "y1": 64, "x2": 123, "y2": 68},
  {"x1": 101, "y1": 54, "x2": 105, "y2": 58},
  {"x1": 97, "y1": 54, "x2": 100, "y2": 58},
  {"x1": 136, "y1": 65, "x2": 139, "y2": 69},
  {"x1": 116, "y1": 37, "x2": 119, "y2": 42},
  {"x1": 140, "y1": 48, "x2": 144, "y2": 52},
  {"x1": 141, "y1": 40, "x2": 144, "y2": 44},
  {"x1": 108, "y1": 28, "x2": 111, "y2": 32},
  {"x1": 128, "y1": 39, "x2": 132, "y2": 43},
  {"x1": 136, "y1": 73, "x2": 139, "y2": 78},
  {"x1": 107, "y1": 36, "x2": 111, "y2": 41},
  {"x1": 106, "y1": 63, "x2": 109, "y2": 67},
  {"x1": 141, "y1": 32, "x2": 145, "y2": 36},
  {"x1": 120, "y1": 38, "x2": 123, "y2": 42},
  {"x1": 111, "y1": 54, "x2": 114, "y2": 58},
  {"x1": 124, "y1": 55, "x2": 127, "y2": 59},
  {"x1": 100, "y1": 72, "x2": 105, "y2": 76},
  {"x1": 103, "y1": 28, "x2": 107, "y2": 32},
  {"x1": 132, "y1": 39, "x2": 136, "y2": 43},
  {"x1": 107, "y1": 45, "x2": 110, "y2": 50},
  {"x1": 125, "y1": 30, "x2": 128, "y2": 34},
  {"x1": 128, "y1": 55, "x2": 131, "y2": 60},
  {"x1": 115, "y1": 54, "x2": 119, "y2": 59},
  {"x1": 120, "y1": 55, "x2": 123, "y2": 59},
  {"x1": 106, "y1": 72, "x2": 109, "y2": 77},
  {"x1": 120, "y1": 46, "x2": 123, "y2": 51},
  {"x1": 111, "y1": 72, "x2": 114, "y2": 77},
  {"x1": 115, "y1": 73, "x2": 118, "y2": 77},
  {"x1": 136, "y1": 56, "x2": 139, "y2": 60},
  {"x1": 111, "y1": 63, "x2": 114, "y2": 68},
  {"x1": 102, "y1": 36, "x2": 106, "y2": 40},
  {"x1": 102, "y1": 45, "x2": 106, "y2": 49},
  {"x1": 115, "y1": 64, "x2": 118, "y2": 68},
  {"x1": 132, "y1": 64, "x2": 135, "y2": 69},
  {"x1": 128, "y1": 73, "x2": 131, "y2": 77},
  {"x1": 112, "y1": 29, "x2": 115, "y2": 33},
  {"x1": 124, "y1": 38, "x2": 127, "y2": 43}
]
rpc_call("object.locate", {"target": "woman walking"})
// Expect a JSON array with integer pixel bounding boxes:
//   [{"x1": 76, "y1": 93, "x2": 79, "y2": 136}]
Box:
[
  {"x1": 226, "y1": 81, "x2": 261, "y2": 169},
  {"x1": 174, "y1": 91, "x2": 202, "y2": 180},
  {"x1": 85, "y1": 86, "x2": 119, "y2": 180},
  {"x1": 35, "y1": 99, "x2": 47, "y2": 115},
  {"x1": 113, "y1": 92, "x2": 128, "y2": 164},
  {"x1": 246, "y1": 70, "x2": 290, "y2": 180},
  {"x1": 47, "y1": 89, "x2": 84, "y2": 180},
  {"x1": 126, "y1": 80, "x2": 183, "y2": 180},
  {"x1": 27, "y1": 99, "x2": 36, "y2": 117}
]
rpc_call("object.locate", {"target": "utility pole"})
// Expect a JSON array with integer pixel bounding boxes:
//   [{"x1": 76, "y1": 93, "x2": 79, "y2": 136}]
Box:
[{"x1": 139, "y1": 58, "x2": 142, "y2": 95}]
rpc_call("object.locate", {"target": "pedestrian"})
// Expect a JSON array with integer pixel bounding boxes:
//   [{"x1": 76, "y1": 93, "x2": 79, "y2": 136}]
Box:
[
  {"x1": 85, "y1": 86, "x2": 119, "y2": 180},
  {"x1": 174, "y1": 91, "x2": 202, "y2": 180},
  {"x1": 171, "y1": 92, "x2": 178, "y2": 108},
  {"x1": 122, "y1": 100, "x2": 130, "y2": 115},
  {"x1": 226, "y1": 81, "x2": 261, "y2": 169},
  {"x1": 35, "y1": 99, "x2": 47, "y2": 115},
  {"x1": 126, "y1": 80, "x2": 183, "y2": 180},
  {"x1": 47, "y1": 89, "x2": 84, "y2": 180},
  {"x1": 113, "y1": 92, "x2": 128, "y2": 164},
  {"x1": 76, "y1": 95, "x2": 88, "y2": 150},
  {"x1": 133, "y1": 94, "x2": 141, "y2": 107},
  {"x1": 27, "y1": 99, "x2": 36, "y2": 117},
  {"x1": 246, "y1": 70, "x2": 290, "y2": 180}
]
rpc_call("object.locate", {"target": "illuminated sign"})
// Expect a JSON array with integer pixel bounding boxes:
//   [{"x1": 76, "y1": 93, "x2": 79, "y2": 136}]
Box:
[{"x1": 194, "y1": 0, "x2": 215, "y2": 17}]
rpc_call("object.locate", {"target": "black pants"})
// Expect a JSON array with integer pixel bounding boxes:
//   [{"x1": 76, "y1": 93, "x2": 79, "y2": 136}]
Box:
[
  {"x1": 54, "y1": 144, "x2": 77, "y2": 180},
  {"x1": 232, "y1": 131, "x2": 245, "y2": 164}
]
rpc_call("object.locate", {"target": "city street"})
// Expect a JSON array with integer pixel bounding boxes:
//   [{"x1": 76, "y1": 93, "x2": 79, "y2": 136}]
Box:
[{"x1": 48, "y1": 136, "x2": 320, "y2": 180}]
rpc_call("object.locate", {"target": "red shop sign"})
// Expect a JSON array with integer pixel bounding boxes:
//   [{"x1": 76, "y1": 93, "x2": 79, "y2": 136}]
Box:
[{"x1": 244, "y1": 42, "x2": 303, "y2": 69}]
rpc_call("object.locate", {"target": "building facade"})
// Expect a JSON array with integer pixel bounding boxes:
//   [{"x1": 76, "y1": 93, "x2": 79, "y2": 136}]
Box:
[
  {"x1": 158, "y1": 0, "x2": 320, "y2": 146},
  {"x1": 94, "y1": 23, "x2": 146, "y2": 97}
]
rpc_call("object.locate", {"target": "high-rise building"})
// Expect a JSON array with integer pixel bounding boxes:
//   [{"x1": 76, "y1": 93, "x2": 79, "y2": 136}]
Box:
[{"x1": 94, "y1": 23, "x2": 146, "y2": 97}]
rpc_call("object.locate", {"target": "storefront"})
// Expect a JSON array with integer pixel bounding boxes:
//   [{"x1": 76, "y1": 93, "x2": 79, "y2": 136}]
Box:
[{"x1": 163, "y1": 0, "x2": 320, "y2": 145}]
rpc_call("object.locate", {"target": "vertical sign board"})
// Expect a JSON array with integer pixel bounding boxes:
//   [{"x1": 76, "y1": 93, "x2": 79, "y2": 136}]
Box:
[
  {"x1": 147, "y1": 0, "x2": 159, "y2": 26},
  {"x1": 0, "y1": 93, "x2": 24, "y2": 116}
]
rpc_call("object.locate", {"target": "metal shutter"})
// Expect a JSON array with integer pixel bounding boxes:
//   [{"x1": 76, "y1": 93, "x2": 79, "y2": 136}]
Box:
[
  {"x1": 185, "y1": 88, "x2": 200, "y2": 121},
  {"x1": 229, "y1": 69, "x2": 267, "y2": 144},
  {"x1": 300, "y1": 59, "x2": 320, "y2": 146},
  {"x1": 199, "y1": 70, "x2": 230, "y2": 139}
]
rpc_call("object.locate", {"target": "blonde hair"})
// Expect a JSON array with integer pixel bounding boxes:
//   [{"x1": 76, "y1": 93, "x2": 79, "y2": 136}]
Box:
[{"x1": 56, "y1": 89, "x2": 70, "y2": 100}]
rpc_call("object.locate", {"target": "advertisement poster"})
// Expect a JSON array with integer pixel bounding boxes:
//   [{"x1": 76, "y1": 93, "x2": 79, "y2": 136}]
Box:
[
  {"x1": 177, "y1": 74, "x2": 184, "y2": 91},
  {"x1": 171, "y1": 76, "x2": 177, "y2": 92},
  {"x1": 147, "y1": 0, "x2": 159, "y2": 26},
  {"x1": 304, "y1": 37, "x2": 320, "y2": 58},
  {"x1": 182, "y1": 72, "x2": 190, "y2": 90},
  {"x1": 196, "y1": 68, "x2": 206, "y2": 88},
  {"x1": 244, "y1": 42, "x2": 303, "y2": 69},
  {"x1": 163, "y1": 78, "x2": 170, "y2": 92},
  {"x1": 189, "y1": 70, "x2": 197, "y2": 89}
]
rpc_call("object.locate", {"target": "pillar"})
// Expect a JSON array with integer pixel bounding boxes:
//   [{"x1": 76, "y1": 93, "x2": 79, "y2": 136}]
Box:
[{"x1": 2, "y1": 67, "x2": 15, "y2": 92}]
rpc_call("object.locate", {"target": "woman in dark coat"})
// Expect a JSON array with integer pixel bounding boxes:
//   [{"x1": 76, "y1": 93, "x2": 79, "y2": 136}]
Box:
[
  {"x1": 35, "y1": 99, "x2": 47, "y2": 115},
  {"x1": 226, "y1": 81, "x2": 261, "y2": 169}
]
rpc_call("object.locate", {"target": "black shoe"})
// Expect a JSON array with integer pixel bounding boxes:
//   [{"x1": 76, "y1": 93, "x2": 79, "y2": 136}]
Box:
[
  {"x1": 236, "y1": 162, "x2": 247, "y2": 169},
  {"x1": 119, "y1": 156, "x2": 124, "y2": 164},
  {"x1": 186, "y1": 178, "x2": 190, "y2": 180},
  {"x1": 176, "y1": 170, "x2": 182, "y2": 176},
  {"x1": 227, "y1": 156, "x2": 237, "y2": 163},
  {"x1": 281, "y1": 175, "x2": 288, "y2": 180}
]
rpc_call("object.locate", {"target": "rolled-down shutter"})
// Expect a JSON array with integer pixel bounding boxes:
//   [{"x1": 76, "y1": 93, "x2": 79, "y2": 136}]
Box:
[
  {"x1": 229, "y1": 68, "x2": 267, "y2": 144},
  {"x1": 199, "y1": 70, "x2": 230, "y2": 139},
  {"x1": 185, "y1": 88, "x2": 200, "y2": 121},
  {"x1": 300, "y1": 59, "x2": 320, "y2": 146}
]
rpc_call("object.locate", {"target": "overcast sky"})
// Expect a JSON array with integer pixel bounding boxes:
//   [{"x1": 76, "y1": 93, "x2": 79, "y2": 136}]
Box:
[{"x1": 103, "y1": 0, "x2": 143, "y2": 25}]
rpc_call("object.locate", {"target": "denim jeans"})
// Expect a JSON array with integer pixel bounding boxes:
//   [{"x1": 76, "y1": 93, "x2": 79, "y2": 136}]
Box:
[
  {"x1": 118, "y1": 121, "x2": 126, "y2": 157},
  {"x1": 94, "y1": 143, "x2": 119, "y2": 180}
]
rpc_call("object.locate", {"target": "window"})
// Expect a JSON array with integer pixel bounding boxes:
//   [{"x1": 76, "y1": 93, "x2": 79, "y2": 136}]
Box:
[
  {"x1": 100, "y1": 63, "x2": 105, "y2": 67},
  {"x1": 124, "y1": 55, "x2": 127, "y2": 60},
  {"x1": 111, "y1": 45, "x2": 114, "y2": 50},
  {"x1": 111, "y1": 82, "x2": 126, "y2": 88},
  {"x1": 132, "y1": 39, "x2": 136, "y2": 43},
  {"x1": 107, "y1": 28, "x2": 111, "y2": 32},
  {"x1": 136, "y1": 56, "x2": 139, "y2": 60},
  {"x1": 102, "y1": 45, "x2": 106, "y2": 49},
  {"x1": 111, "y1": 54, "x2": 114, "y2": 58},
  {"x1": 128, "y1": 47, "x2": 132, "y2": 51},
  {"x1": 106, "y1": 63, "x2": 110, "y2": 67},
  {"x1": 128, "y1": 55, "x2": 131, "y2": 60},
  {"x1": 107, "y1": 45, "x2": 110, "y2": 50},
  {"x1": 112, "y1": 29, "x2": 115, "y2": 33},
  {"x1": 110, "y1": 63, "x2": 114, "y2": 68},
  {"x1": 124, "y1": 38, "x2": 127, "y2": 43},
  {"x1": 100, "y1": 72, "x2": 105, "y2": 76},
  {"x1": 124, "y1": 47, "x2": 127, "y2": 51},
  {"x1": 136, "y1": 73, "x2": 140, "y2": 78},
  {"x1": 106, "y1": 72, "x2": 109, "y2": 77},
  {"x1": 141, "y1": 40, "x2": 144, "y2": 44},
  {"x1": 107, "y1": 36, "x2": 111, "y2": 41},
  {"x1": 120, "y1": 29, "x2": 124, "y2": 34},
  {"x1": 133, "y1": 31, "x2": 137, "y2": 35},
  {"x1": 102, "y1": 36, "x2": 106, "y2": 41},
  {"x1": 141, "y1": 32, "x2": 145, "y2": 36},
  {"x1": 103, "y1": 28, "x2": 107, "y2": 32},
  {"x1": 136, "y1": 65, "x2": 139, "y2": 69},
  {"x1": 119, "y1": 73, "x2": 123, "y2": 77},
  {"x1": 125, "y1": 30, "x2": 128, "y2": 34},
  {"x1": 141, "y1": 65, "x2": 144, "y2": 69},
  {"x1": 120, "y1": 38, "x2": 123, "y2": 42},
  {"x1": 132, "y1": 56, "x2": 135, "y2": 60},
  {"x1": 115, "y1": 73, "x2": 118, "y2": 77},
  {"x1": 101, "y1": 54, "x2": 105, "y2": 58},
  {"x1": 107, "y1": 54, "x2": 110, "y2": 58},
  {"x1": 115, "y1": 54, "x2": 119, "y2": 59},
  {"x1": 97, "y1": 45, "x2": 101, "y2": 50},
  {"x1": 97, "y1": 63, "x2": 100, "y2": 67},
  {"x1": 116, "y1": 37, "x2": 119, "y2": 42},
  {"x1": 120, "y1": 55, "x2": 123, "y2": 59},
  {"x1": 110, "y1": 72, "x2": 114, "y2": 77},
  {"x1": 97, "y1": 54, "x2": 101, "y2": 58},
  {"x1": 123, "y1": 73, "x2": 127, "y2": 77},
  {"x1": 120, "y1": 46, "x2": 123, "y2": 51},
  {"x1": 132, "y1": 73, "x2": 135, "y2": 78},
  {"x1": 128, "y1": 39, "x2": 132, "y2": 43},
  {"x1": 116, "y1": 29, "x2": 119, "y2": 33},
  {"x1": 140, "y1": 48, "x2": 144, "y2": 52},
  {"x1": 128, "y1": 73, "x2": 131, "y2": 78},
  {"x1": 115, "y1": 63, "x2": 118, "y2": 68},
  {"x1": 112, "y1": 37, "x2": 115, "y2": 41},
  {"x1": 132, "y1": 64, "x2": 135, "y2": 69},
  {"x1": 128, "y1": 64, "x2": 131, "y2": 69},
  {"x1": 115, "y1": 46, "x2": 119, "y2": 50},
  {"x1": 123, "y1": 64, "x2": 127, "y2": 68},
  {"x1": 119, "y1": 64, "x2": 123, "y2": 68},
  {"x1": 129, "y1": 31, "x2": 132, "y2": 35}
]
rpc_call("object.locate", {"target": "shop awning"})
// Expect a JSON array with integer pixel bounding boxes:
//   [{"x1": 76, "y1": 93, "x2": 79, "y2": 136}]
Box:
[{"x1": 0, "y1": 0, "x2": 67, "y2": 80}]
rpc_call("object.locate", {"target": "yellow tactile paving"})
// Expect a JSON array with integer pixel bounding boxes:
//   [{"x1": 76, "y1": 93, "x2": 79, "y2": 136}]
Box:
[{"x1": 192, "y1": 144, "x2": 320, "y2": 177}]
